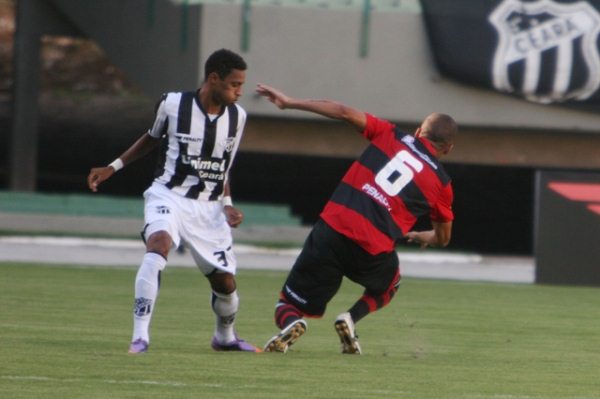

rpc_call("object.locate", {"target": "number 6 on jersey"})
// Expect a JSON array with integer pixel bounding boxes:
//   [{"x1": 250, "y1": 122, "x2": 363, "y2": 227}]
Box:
[{"x1": 375, "y1": 150, "x2": 424, "y2": 196}]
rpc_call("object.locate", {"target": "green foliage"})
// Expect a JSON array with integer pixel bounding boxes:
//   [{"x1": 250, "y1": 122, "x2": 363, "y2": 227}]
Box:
[{"x1": 1, "y1": 263, "x2": 599, "y2": 399}]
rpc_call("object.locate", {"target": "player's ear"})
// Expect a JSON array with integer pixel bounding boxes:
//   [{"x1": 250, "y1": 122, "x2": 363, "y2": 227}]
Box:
[
  {"x1": 414, "y1": 127, "x2": 422, "y2": 137},
  {"x1": 207, "y1": 72, "x2": 220, "y2": 84},
  {"x1": 442, "y1": 143, "x2": 454, "y2": 155}
]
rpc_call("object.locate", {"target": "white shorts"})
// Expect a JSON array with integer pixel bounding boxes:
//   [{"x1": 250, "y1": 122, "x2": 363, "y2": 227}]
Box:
[{"x1": 142, "y1": 182, "x2": 236, "y2": 275}]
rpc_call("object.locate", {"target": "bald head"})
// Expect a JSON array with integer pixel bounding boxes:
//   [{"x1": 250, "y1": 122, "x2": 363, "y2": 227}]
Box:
[{"x1": 419, "y1": 113, "x2": 458, "y2": 153}]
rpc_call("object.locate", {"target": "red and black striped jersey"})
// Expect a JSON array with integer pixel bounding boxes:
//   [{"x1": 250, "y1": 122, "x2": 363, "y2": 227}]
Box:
[
  {"x1": 320, "y1": 113, "x2": 454, "y2": 255},
  {"x1": 148, "y1": 91, "x2": 246, "y2": 201}
]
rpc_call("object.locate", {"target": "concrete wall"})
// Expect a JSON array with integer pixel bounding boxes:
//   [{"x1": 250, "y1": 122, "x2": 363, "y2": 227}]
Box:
[
  {"x1": 200, "y1": 4, "x2": 600, "y2": 134},
  {"x1": 49, "y1": 1, "x2": 600, "y2": 133}
]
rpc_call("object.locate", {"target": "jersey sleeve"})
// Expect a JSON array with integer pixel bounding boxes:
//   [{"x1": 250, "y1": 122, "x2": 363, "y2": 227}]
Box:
[
  {"x1": 361, "y1": 113, "x2": 396, "y2": 141},
  {"x1": 430, "y1": 183, "x2": 454, "y2": 223},
  {"x1": 148, "y1": 93, "x2": 169, "y2": 138}
]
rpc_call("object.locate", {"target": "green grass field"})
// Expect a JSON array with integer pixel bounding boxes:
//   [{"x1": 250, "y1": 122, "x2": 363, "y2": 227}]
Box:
[{"x1": 1, "y1": 262, "x2": 599, "y2": 399}]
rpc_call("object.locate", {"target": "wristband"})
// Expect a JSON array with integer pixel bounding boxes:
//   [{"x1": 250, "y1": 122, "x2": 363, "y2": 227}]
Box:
[
  {"x1": 222, "y1": 196, "x2": 233, "y2": 207},
  {"x1": 108, "y1": 158, "x2": 124, "y2": 172}
]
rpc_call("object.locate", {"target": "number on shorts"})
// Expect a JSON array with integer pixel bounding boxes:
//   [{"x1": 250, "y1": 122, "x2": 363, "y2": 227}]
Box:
[
  {"x1": 375, "y1": 150, "x2": 423, "y2": 196},
  {"x1": 213, "y1": 250, "x2": 229, "y2": 267}
]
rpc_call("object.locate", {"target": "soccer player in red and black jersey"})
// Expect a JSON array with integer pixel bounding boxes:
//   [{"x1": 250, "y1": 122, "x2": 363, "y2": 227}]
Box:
[{"x1": 256, "y1": 83, "x2": 458, "y2": 354}]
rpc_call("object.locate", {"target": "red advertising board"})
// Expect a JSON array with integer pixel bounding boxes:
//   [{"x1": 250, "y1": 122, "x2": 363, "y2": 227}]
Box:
[{"x1": 535, "y1": 170, "x2": 600, "y2": 285}]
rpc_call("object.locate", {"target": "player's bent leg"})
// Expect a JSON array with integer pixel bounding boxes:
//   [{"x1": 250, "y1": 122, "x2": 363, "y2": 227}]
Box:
[
  {"x1": 348, "y1": 267, "x2": 401, "y2": 323},
  {"x1": 210, "y1": 287, "x2": 239, "y2": 343},
  {"x1": 339, "y1": 268, "x2": 400, "y2": 354},
  {"x1": 208, "y1": 273, "x2": 261, "y2": 352}
]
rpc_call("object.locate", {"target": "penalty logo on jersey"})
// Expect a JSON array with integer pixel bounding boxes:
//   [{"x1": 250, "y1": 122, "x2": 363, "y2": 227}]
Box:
[{"x1": 489, "y1": 0, "x2": 600, "y2": 103}]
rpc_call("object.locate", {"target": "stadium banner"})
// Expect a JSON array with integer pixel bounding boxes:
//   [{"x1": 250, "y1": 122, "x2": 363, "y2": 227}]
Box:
[
  {"x1": 534, "y1": 170, "x2": 600, "y2": 286},
  {"x1": 420, "y1": 0, "x2": 600, "y2": 111}
]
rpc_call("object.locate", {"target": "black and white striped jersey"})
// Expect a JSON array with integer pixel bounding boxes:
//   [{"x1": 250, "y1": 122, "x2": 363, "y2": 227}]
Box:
[{"x1": 148, "y1": 91, "x2": 246, "y2": 201}]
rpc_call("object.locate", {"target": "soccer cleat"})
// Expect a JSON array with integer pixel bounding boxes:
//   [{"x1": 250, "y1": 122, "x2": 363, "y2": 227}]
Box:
[
  {"x1": 128, "y1": 338, "x2": 149, "y2": 354},
  {"x1": 335, "y1": 312, "x2": 362, "y2": 354},
  {"x1": 211, "y1": 336, "x2": 262, "y2": 352},
  {"x1": 263, "y1": 319, "x2": 307, "y2": 353}
]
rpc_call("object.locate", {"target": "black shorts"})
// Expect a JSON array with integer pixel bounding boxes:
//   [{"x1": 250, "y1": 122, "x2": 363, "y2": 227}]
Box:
[{"x1": 281, "y1": 219, "x2": 400, "y2": 316}]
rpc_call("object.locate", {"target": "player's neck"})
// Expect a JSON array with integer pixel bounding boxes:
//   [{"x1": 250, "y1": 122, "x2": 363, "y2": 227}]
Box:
[{"x1": 197, "y1": 86, "x2": 223, "y2": 115}]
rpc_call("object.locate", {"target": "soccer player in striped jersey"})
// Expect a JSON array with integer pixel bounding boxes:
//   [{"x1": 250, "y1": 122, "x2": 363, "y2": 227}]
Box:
[
  {"x1": 87, "y1": 49, "x2": 260, "y2": 353},
  {"x1": 256, "y1": 83, "x2": 457, "y2": 354}
]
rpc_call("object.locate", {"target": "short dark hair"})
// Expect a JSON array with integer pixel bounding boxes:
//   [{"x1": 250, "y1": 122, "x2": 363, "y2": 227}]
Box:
[
  {"x1": 420, "y1": 112, "x2": 458, "y2": 147},
  {"x1": 204, "y1": 49, "x2": 247, "y2": 81}
]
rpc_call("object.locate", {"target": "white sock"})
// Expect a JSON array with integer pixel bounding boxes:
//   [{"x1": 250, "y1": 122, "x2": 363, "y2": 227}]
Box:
[
  {"x1": 211, "y1": 290, "x2": 239, "y2": 343},
  {"x1": 132, "y1": 252, "x2": 167, "y2": 342}
]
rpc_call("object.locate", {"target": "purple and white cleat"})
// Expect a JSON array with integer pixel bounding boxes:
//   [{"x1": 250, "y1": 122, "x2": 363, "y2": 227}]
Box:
[
  {"x1": 128, "y1": 338, "x2": 149, "y2": 354},
  {"x1": 211, "y1": 336, "x2": 262, "y2": 352}
]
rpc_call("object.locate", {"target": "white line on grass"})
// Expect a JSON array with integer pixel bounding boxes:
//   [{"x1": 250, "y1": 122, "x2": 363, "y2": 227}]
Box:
[
  {"x1": 0, "y1": 375, "x2": 266, "y2": 388},
  {"x1": 1, "y1": 375, "x2": 257, "y2": 389},
  {"x1": 1, "y1": 375, "x2": 187, "y2": 387}
]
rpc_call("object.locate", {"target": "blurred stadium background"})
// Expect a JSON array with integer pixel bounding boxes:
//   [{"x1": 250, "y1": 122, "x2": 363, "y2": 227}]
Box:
[{"x1": 0, "y1": 0, "x2": 598, "y2": 282}]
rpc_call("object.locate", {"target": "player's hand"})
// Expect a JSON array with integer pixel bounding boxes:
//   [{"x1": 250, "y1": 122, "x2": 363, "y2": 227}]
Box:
[
  {"x1": 256, "y1": 84, "x2": 290, "y2": 109},
  {"x1": 405, "y1": 231, "x2": 429, "y2": 249},
  {"x1": 87, "y1": 166, "x2": 115, "y2": 192},
  {"x1": 224, "y1": 206, "x2": 244, "y2": 228}
]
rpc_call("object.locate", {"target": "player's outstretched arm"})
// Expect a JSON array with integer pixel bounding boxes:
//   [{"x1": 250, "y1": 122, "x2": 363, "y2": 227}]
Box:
[
  {"x1": 87, "y1": 132, "x2": 160, "y2": 192},
  {"x1": 256, "y1": 83, "x2": 367, "y2": 132}
]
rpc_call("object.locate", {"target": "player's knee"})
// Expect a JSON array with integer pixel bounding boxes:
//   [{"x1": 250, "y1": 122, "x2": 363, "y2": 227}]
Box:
[
  {"x1": 284, "y1": 296, "x2": 325, "y2": 318},
  {"x1": 146, "y1": 231, "x2": 172, "y2": 258},
  {"x1": 208, "y1": 272, "x2": 236, "y2": 294}
]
